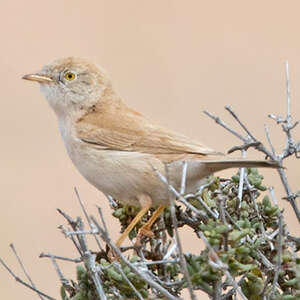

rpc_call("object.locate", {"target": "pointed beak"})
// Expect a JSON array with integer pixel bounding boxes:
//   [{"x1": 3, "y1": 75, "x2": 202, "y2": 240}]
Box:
[{"x1": 22, "y1": 73, "x2": 54, "y2": 84}]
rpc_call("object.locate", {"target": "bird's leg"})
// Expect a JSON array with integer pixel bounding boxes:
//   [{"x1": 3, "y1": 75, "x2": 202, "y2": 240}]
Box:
[
  {"x1": 135, "y1": 204, "x2": 167, "y2": 246},
  {"x1": 115, "y1": 195, "x2": 152, "y2": 248}
]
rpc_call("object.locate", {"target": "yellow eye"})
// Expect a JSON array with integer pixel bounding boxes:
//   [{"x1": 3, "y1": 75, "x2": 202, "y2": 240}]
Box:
[{"x1": 64, "y1": 71, "x2": 76, "y2": 81}]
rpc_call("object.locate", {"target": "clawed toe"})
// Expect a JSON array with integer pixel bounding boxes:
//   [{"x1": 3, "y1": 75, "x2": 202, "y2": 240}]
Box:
[{"x1": 135, "y1": 227, "x2": 154, "y2": 247}]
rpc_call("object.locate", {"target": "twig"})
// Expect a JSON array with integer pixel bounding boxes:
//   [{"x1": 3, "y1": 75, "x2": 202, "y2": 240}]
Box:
[
  {"x1": 214, "y1": 280, "x2": 222, "y2": 300},
  {"x1": 90, "y1": 216, "x2": 182, "y2": 300},
  {"x1": 237, "y1": 150, "x2": 246, "y2": 207},
  {"x1": 277, "y1": 168, "x2": 300, "y2": 222},
  {"x1": 134, "y1": 258, "x2": 180, "y2": 266},
  {"x1": 287, "y1": 235, "x2": 300, "y2": 249},
  {"x1": 74, "y1": 187, "x2": 103, "y2": 251},
  {"x1": 48, "y1": 254, "x2": 71, "y2": 288},
  {"x1": 170, "y1": 199, "x2": 196, "y2": 300},
  {"x1": 145, "y1": 270, "x2": 184, "y2": 289},
  {"x1": 151, "y1": 166, "x2": 208, "y2": 219},
  {"x1": 270, "y1": 214, "x2": 283, "y2": 297},
  {"x1": 225, "y1": 105, "x2": 257, "y2": 142},
  {"x1": 285, "y1": 61, "x2": 291, "y2": 123},
  {"x1": 244, "y1": 176, "x2": 274, "y2": 251},
  {"x1": 268, "y1": 186, "x2": 278, "y2": 206},
  {"x1": 180, "y1": 161, "x2": 188, "y2": 195},
  {"x1": 217, "y1": 195, "x2": 229, "y2": 252},
  {"x1": 198, "y1": 232, "x2": 248, "y2": 300},
  {"x1": 204, "y1": 100, "x2": 300, "y2": 223},
  {"x1": 264, "y1": 124, "x2": 276, "y2": 156},
  {"x1": 106, "y1": 194, "x2": 118, "y2": 209},
  {"x1": 163, "y1": 242, "x2": 178, "y2": 260},
  {"x1": 58, "y1": 216, "x2": 107, "y2": 299},
  {"x1": 195, "y1": 196, "x2": 218, "y2": 220},
  {"x1": 0, "y1": 257, "x2": 57, "y2": 300},
  {"x1": 225, "y1": 211, "x2": 242, "y2": 230},
  {"x1": 203, "y1": 110, "x2": 246, "y2": 142},
  {"x1": 181, "y1": 195, "x2": 208, "y2": 219},
  {"x1": 64, "y1": 228, "x2": 99, "y2": 237},
  {"x1": 113, "y1": 262, "x2": 145, "y2": 300},
  {"x1": 57, "y1": 209, "x2": 83, "y2": 256},
  {"x1": 9, "y1": 243, "x2": 44, "y2": 300},
  {"x1": 57, "y1": 208, "x2": 79, "y2": 228},
  {"x1": 221, "y1": 274, "x2": 248, "y2": 300},
  {"x1": 97, "y1": 206, "x2": 109, "y2": 234},
  {"x1": 39, "y1": 253, "x2": 82, "y2": 263},
  {"x1": 57, "y1": 225, "x2": 83, "y2": 256},
  {"x1": 84, "y1": 251, "x2": 107, "y2": 300},
  {"x1": 204, "y1": 108, "x2": 273, "y2": 159},
  {"x1": 268, "y1": 228, "x2": 279, "y2": 241},
  {"x1": 227, "y1": 141, "x2": 261, "y2": 154},
  {"x1": 77, "y1": 218, "x2": 107, "y2": 300},
  {"x1": 260, "y1": 273, "x2": 272, "y2": 298},
  {"x1": 256, "y1": 250, "x2": 274, "y2": 270}
]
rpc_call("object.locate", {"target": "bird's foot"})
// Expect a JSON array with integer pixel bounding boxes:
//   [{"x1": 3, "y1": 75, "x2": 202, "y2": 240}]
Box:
[
  {"x1": 95, "y1": 247, "x2": 120, "y2": 263},
  {"x1": 135, "y1": 226, "x2": 154, "y2": 247}
]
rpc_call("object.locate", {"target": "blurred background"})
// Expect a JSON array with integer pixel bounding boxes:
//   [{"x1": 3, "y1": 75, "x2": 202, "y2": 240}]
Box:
[{"x1": 1, "y1": 1, "x2": 300, "y2": 299}]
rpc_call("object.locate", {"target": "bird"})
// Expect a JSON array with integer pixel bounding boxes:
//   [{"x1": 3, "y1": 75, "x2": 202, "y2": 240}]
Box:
[{"x1": 22, "y1": 57, "x2": 278, "y2": 247}]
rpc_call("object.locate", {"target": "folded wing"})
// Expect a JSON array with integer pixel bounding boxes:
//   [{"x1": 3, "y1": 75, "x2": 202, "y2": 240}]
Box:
[{"x1": 76, "y1": 98, "x2": 220, "y2": 157}]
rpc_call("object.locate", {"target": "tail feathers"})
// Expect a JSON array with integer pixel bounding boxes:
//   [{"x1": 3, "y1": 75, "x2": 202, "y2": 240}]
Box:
[{"x1": 203, "y1": 159, "x2": 280, "y2": 173}]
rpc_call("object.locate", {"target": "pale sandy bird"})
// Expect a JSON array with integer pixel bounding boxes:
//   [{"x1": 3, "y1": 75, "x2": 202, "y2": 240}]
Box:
[{"x1": 23, "y1": 57, "x2": 278, "y2": 246}]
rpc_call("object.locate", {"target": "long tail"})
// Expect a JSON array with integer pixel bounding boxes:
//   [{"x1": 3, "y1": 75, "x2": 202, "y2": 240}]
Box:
[{"x1": 203, "y1": 159, "x2": 280, "y2": 173}]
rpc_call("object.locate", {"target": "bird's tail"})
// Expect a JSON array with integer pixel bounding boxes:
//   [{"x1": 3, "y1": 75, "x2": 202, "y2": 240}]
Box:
[{"x1": 203, "y1": 159, "x2": 280, "y2": 173}]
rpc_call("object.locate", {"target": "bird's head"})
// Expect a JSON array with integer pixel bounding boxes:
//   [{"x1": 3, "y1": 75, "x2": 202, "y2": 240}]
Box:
[{"x1": 23, "y1": 57, "x2": 111, "y2": 116}]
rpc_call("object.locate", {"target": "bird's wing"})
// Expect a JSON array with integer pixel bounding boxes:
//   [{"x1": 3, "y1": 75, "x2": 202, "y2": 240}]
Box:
[{"x1": 76, "y1": 98, "x2": 221, "y2": 156}]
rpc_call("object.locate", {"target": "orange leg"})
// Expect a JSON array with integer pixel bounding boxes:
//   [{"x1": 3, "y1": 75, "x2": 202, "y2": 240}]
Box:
[
  {"x1": 135, "y1": 204, "x2": 167, "y2": 246},
  {"x1": 115, "y1": 205, "x2": 151, "y2": 247},
  {"x1": 115, "y1": 195, "x2": 152, "y2": 248}
]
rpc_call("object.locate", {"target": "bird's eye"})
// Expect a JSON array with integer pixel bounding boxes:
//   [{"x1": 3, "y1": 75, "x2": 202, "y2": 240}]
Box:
[{"x1": 64, "y1": 71, "x2": 76, "y2": 81}]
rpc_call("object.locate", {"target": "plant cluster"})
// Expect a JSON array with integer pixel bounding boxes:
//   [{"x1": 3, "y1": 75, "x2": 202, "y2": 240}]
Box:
[{"x1": 59, "y1": 169, "x2": 300, "y2": 299}]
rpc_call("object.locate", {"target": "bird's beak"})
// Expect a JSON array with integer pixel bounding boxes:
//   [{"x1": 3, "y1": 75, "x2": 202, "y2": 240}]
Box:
[{"x1": 22, "y1": 73, "x2": 54, "y2": 84}]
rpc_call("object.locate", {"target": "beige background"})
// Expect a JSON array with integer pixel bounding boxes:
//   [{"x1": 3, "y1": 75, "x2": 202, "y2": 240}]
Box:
[{"x1": 1, "y1": 1, "x2": 300, "y2": 299}]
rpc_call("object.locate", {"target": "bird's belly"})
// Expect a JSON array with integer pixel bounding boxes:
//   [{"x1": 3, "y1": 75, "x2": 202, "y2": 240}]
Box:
[{"x1": 66, "y1": 140, "x2": 171, "y2": 206}]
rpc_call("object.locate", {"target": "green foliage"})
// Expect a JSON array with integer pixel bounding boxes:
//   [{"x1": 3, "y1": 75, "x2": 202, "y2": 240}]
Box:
[
  {"x1": 101, "y1": 257, "x2": 149, "y2": 299},
  {"x1": 60, "y1": 169, "x2": 300, "y2": 299},
  {"x1": 112, "y1": 205, "x2": 141, "y2": 240}
]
